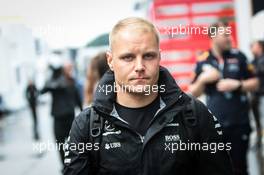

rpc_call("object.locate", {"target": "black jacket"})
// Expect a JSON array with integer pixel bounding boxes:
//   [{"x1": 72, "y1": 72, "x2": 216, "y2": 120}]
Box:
[
  {"x1": 63, "y1": 67, "x2": 233, "y2": 175},
  {"x1": 26, "y1": 84, "x2": 38, "y2": 106},
  {"x1": 41, "y1": 75, "x2": 82, "y2": 118},
  {"x1": 253, "y1": 55, "x2": 264, "y2": 95}
]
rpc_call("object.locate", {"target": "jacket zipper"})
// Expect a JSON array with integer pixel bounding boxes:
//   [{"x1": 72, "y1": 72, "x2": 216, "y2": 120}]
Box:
[{"x1": 94, "y1": 94, "x2": 183, "y2": 174}]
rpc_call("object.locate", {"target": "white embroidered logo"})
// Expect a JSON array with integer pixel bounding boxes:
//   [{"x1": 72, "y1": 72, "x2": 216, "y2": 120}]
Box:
[{"x1": 105, "y1": 142, "x2": 121, "y2": 150}]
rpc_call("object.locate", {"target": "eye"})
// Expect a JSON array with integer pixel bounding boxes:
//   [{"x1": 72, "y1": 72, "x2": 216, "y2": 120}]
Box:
[
  {"x1": 120, "y1": 54, "x2": 134, "y2": 61},
  {"x1": 143, "y1": 53, "x2": 156, "y2": 60}
]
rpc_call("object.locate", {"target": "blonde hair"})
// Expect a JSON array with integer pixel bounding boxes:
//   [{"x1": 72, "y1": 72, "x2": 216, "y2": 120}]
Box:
[{"x1": 109, "y1": 17, "x2": 160, "y2": 50}]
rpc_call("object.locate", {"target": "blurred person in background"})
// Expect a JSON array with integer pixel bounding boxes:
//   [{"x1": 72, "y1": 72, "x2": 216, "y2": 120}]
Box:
[
  {"x1": 251, "y1": 40, "x2": 264, "y2": 174},
  {"x1": 25, "y1": 79, "x2": 40, "y2": 141},
  {"x1": 251, "y1": 40, "x2": 264, "y2": 135},
  {"x1": 0, "y1": 95, "x2": 3, "y2": 118},
  {"x1": 84, "y1": 52, "x2": 109, "y2": 106},
  {"x1": 41, "y1": 61, "x2": 82, "y2": 165},
  {"x1": 189, "y1": 21, "x2": 259, "y2": 175}
]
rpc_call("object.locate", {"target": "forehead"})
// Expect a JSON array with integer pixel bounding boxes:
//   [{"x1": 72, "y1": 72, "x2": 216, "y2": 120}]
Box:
[
  {"x1": 252, "y1": 42, "x2": 261, "y2": 48},
  {"x1": 111, "y1": 28, "x2": 159, "y2": 53},
  {"x1": 64, "y1": 63, "x2": 73, "y2": 69}
]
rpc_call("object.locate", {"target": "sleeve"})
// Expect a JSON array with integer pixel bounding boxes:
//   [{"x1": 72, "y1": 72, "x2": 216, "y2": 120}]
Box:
[
  {"x1": 196, "y1": 100, "x2": 234, "y2": 175},
  {"x1": 25, "y1": 87, "x2": 30, "y2": 100},
  {"x1": 40, "y1": 81, "x2": 52, "y2": 94},
  {"x1": 74, "y1": 84, "x2": 83, "y2": 111},
  {"x1": 40, "y1": 77, "x2": 67, "y2": 94},
  {"x1": 239, "y1": 52, "x2": 256, "y2": 79},
  {"x1": 63, "y1": 109, "x2": 93, "y2": 175},
  {"x1": 192, "y1": 62, "x2": 203, "y2": 83}
]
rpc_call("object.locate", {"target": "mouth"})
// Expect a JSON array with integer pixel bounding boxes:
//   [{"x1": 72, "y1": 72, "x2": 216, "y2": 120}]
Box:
[
  {"x1": 130, "y1": 78, "x2": 149, "y2": 83},
  {"x1": 130, "y1": 77, "x2": 150, "y2": 80}
]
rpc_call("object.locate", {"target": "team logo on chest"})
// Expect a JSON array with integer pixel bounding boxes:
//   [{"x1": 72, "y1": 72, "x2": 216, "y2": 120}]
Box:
[
  {"x1": 104, "y1": 120, "x2": 115, "y2": 132},
  {"x1": 164, "y1": 122, "x2": 181, "y2": 142},
  {"x1": 104, "y1": 142, "x2": 121, "y2": 150}
]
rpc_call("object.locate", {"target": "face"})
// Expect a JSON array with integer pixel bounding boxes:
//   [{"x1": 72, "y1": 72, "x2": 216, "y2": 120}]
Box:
[
  {"x1": 64, "y1": 63, "x2": 73, "y2": 78},
  {"x1": 212, "y1": 27, "x2": 232, "y2": 52},
  {"x1": 107, "y1": 28, "x2": 160, "y2": 95},
  {"x1": 251, "y1": 42, "x2": 262, "y2": 58}
]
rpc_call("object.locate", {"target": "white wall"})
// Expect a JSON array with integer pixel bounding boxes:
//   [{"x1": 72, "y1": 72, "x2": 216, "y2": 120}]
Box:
[
  {"x1": 251, "y1": 10, "x2": 264, "y2": 41},
  {"x1": 0, "y1": 24, "x2": 36, "y2": 110},
  {"x1": 234, "y1": 0, "x2": 253, "y2": 59}
]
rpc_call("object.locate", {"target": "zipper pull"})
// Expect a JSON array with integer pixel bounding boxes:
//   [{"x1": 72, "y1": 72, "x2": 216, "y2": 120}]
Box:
[{"x1": 140, "y1": 135, "x2": 144, "y2": 143}]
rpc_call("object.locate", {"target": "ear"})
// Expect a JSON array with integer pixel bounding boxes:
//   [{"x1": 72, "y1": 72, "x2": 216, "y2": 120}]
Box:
[
  {"x1": 106, "y1": 51, "x2": 114, "y2": 71},
  {"x1": 158, "y1": 49, "x2": 162, "y2": 61}
]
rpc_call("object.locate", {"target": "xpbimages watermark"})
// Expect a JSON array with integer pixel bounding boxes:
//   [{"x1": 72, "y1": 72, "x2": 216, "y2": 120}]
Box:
[
  {"x1": 32, "y1": 140, "x2": 99, "y2": 154},
  {"x1": 97, "y1": 82, "x2": 166, "y2": 95},
  {"x1": 164, "y1": 140, "x2": 232, "y2": 154},
  {"x1": 159, "y1": 25, "x2": 231, "y2": 38}
]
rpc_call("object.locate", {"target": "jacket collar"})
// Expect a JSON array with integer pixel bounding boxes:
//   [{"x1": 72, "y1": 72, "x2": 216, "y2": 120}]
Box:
[{"x1": 93, "y1": 66, "x2": 183, "y2": 114}]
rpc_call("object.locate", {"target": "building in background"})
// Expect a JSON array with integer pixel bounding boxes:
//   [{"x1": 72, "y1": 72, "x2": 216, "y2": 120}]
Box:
[
  {"x1": 0, "y1": 24, "x2": 36, "y2": 110},
  {"x1": 251, "y1": 0, "x2": 264, "y2": 41}
]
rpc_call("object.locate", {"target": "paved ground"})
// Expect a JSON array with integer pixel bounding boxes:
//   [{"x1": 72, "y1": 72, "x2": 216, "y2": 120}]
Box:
[{"x1": 0, "y1": 103, "x2": 62, "y2": 175}]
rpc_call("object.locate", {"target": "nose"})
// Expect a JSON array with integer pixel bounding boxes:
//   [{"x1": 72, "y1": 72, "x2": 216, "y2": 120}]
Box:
[
  {"x1": 135, "y1": 57, "x2": 145, "y2": 73},
  {"x1": 224, "y1": 33, "x2": 231, "y2": 40}
]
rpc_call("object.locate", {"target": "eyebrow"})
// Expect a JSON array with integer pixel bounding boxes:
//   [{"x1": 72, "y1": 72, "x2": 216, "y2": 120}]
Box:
[
  {"x1": 143, "y1": 51, "x2": 158, "y2": 56},
  {"x1": 118, "y1": 51, "x2": 159, "y2": 58},
  {"x1": 118, "y1": 53, "x2": 135, "y2": 59}
]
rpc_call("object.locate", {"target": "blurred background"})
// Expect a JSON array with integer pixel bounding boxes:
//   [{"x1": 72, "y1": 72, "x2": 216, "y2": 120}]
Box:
[{"x1": 0, "y1": 0, "x2": 263, "y2": 174}]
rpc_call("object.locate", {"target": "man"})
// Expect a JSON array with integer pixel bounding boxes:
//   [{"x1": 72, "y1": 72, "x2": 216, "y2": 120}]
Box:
[
  {"x1": 64, "y1": 17, "x2": 233, "y2": 175},
  {"x1": 189, "y1": 21, "x2": 259, "y2": 175},
  {"x1": 25, "y1": 79, "x2": 40, "y2": 141},
  {"x1": 251, "y1": 40, "x2": 264, "y2": 131},
  {"x1": 251, "y1": 40, "x2": 264, "y2": 175},
  {"x1": 41, "y1": 61, "x2": 82, "y2": 165}
]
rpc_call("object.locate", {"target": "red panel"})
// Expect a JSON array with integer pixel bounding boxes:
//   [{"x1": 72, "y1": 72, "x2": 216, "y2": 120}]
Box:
[{"x1": 149, "y1": 0, "x2": 237, "y2": 92}]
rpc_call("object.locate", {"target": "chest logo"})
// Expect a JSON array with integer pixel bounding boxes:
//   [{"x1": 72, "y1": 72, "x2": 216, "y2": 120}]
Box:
[
  {"x1": 165, "y1": 134, "x2": 180, "y2": 142},
  {"x1": 105, "y1": 142, "x2": 121, "y2": 150},
  {"x1": 104, "y1": 120, "x2": 115, "y2": 132}
]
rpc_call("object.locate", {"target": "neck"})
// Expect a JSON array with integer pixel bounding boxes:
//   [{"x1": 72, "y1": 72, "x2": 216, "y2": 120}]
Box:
[
  {"x1": 256, "y1": 52, "x2": 263, "y2": 58},
  {"x1": 211, "y1": 44, "x2": 223, "y2": 58},
  {"x1": 116, "y1": 90, "x2": 158, "y2": 108}
]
